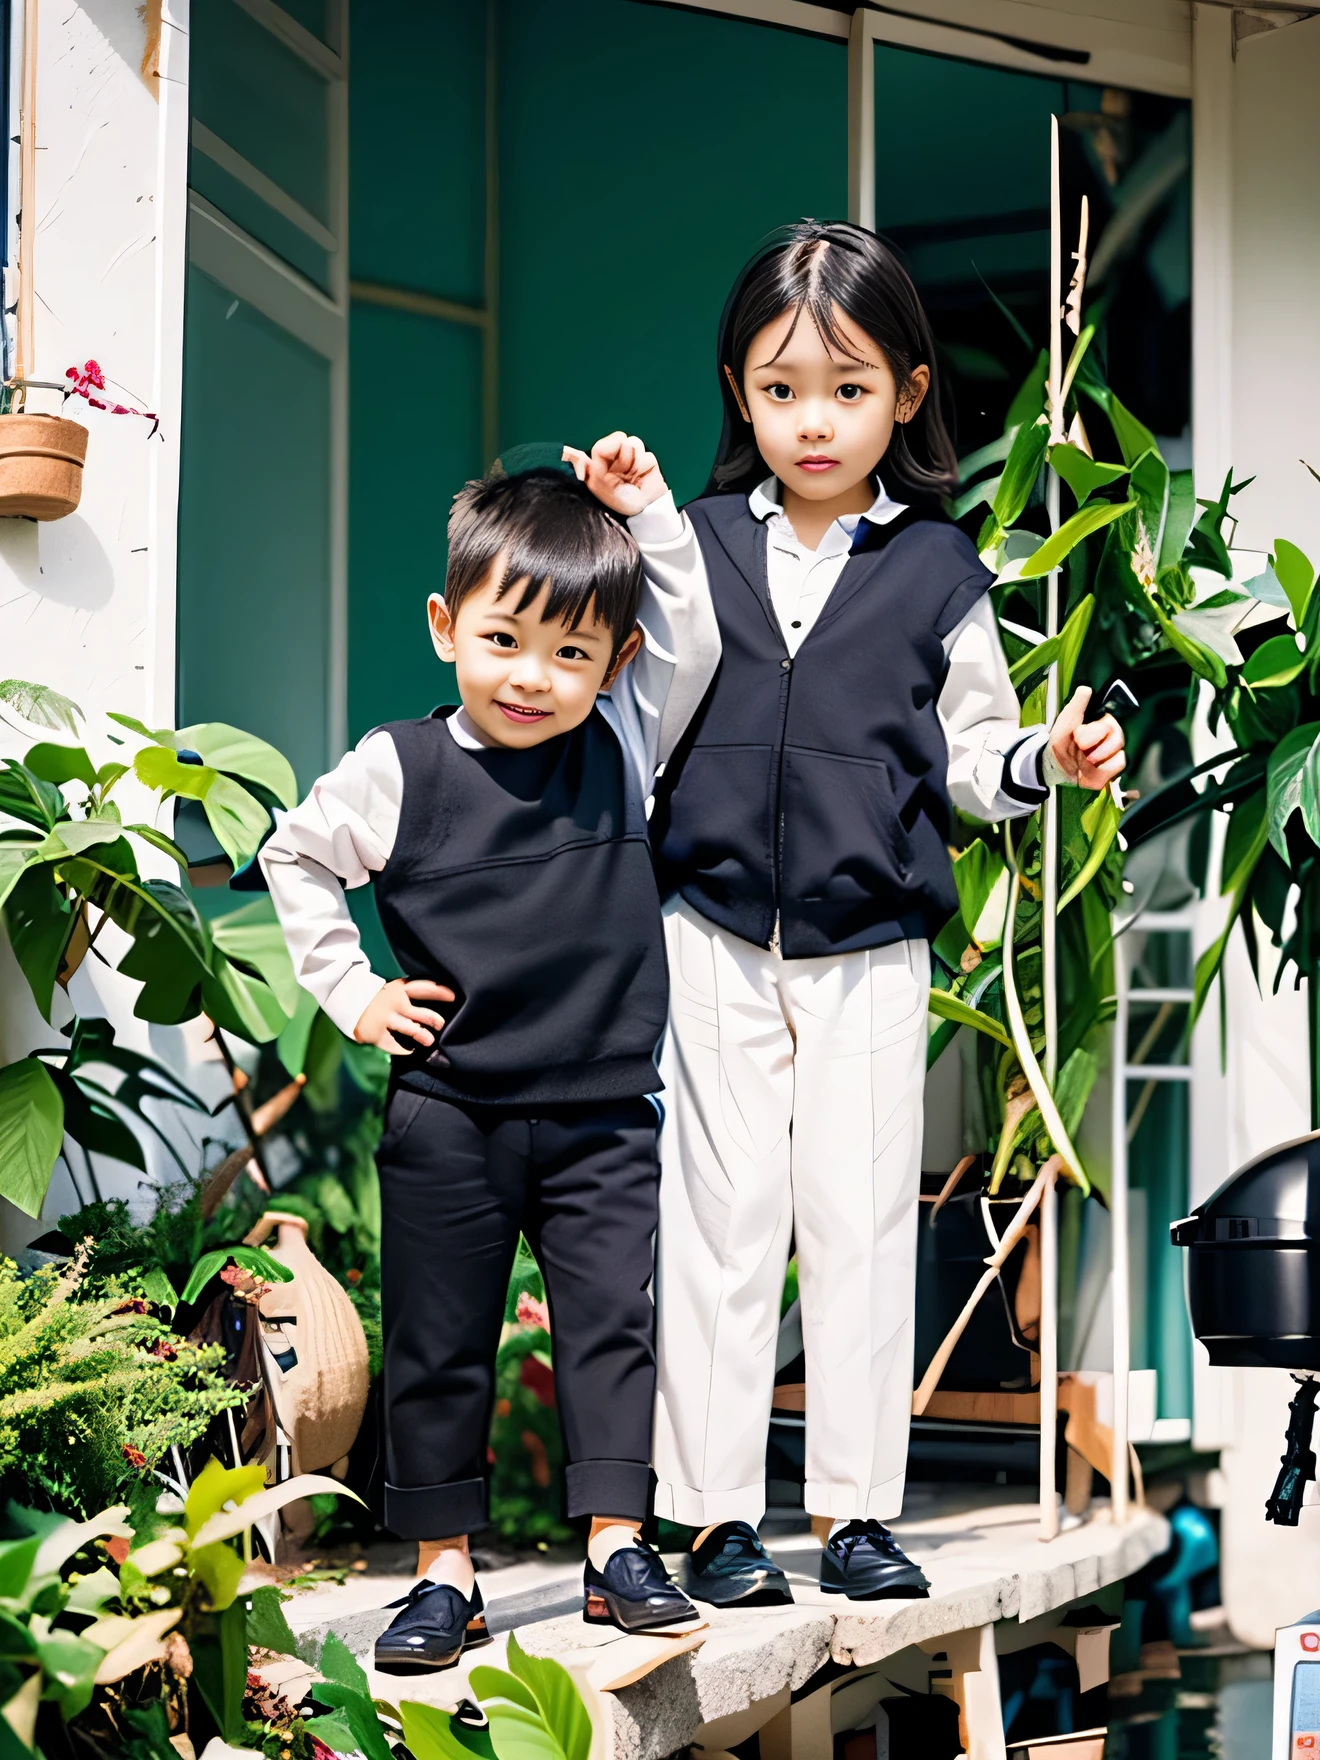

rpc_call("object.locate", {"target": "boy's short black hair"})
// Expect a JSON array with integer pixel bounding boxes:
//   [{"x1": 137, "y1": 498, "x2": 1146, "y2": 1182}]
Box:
[{"x1": 445, "y1": 467, "x2": 642, "y2": 658}]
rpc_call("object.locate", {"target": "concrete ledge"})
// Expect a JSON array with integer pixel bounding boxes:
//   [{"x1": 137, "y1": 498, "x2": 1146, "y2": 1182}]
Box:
[{"x1": 286, "y1": 1490, "x2": 1170, "y2": 1760}]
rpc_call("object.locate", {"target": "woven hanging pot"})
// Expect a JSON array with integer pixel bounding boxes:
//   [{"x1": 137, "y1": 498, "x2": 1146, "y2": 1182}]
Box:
[
  {"x1": 248, "y1": 1211, "x2": 370, "y2": 1475},
  {"x1": 0, "y1": 412, "x2": 87, "y2": 519}
]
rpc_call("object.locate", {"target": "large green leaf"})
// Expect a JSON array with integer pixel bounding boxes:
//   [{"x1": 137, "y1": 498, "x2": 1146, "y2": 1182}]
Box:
[
  {"x1": 0, "y1": 1539, "x2": 38, "y2": 1601},
  {"x1": 469, "y1": 1665, "x2": 540, "y2": 1716},
  {"x1": 180, "y1": 1246, "x2": 293, "y2": 1307},
  {"x1": 1159, "y1": 470, "x2": 1198, "y2": 573},
  {"x1": 1007, "y1": 596, "x2": 1094, "y2": 697},
  {"x1": 48, "y1": 1068, "x2": 146, "y2": 1172},
  {"x1": 176, "y1": 722, "x2": 298, "y2": 811},
  {"x1": 1242, "y1": 633, "x2": 1307, "y2": 689},
  {"x1": 132, "y1": 747, "x2": 269, "y2": 869},
  {"x1": 483, "y1": 1705, "x2": 567, "y2": 1760},
  {"x1": 109, "y1": 879, "x2": 212, "y2": 1025},
  {"x1": 210, "y1": 904, "x2": 301, "y2": 1014},
  {"x1": 0, "y1": 843, "x2": 43, "y2": 914},
  {"x1": 23, "y1": 743, "x2": 97, "y2": 789},
  {"x1": 245, "y1": 1585, "x2": 299, "y2": 1657},
  {"x1": 401, "y1": 1702, "x2": 496, "y2": 1760},
  {"x1": 190, "y1": 1600, "x2": 248, "y2": 1742},
  {"x1": 1016, "y1": 500, "x2": 1134, "y2": 580},
  {"x1": 184, "y1": 1458, "x2": 268, "y2": 1541},
  {"x1": 1047, "y1": 443, "x2": 1128, "y2": 505},
  {"x1": 1128, "y1": 449, "x2": 1170, "y2": 564},
  {"x1": 0, "y1": 679, "x2": 83, "y2": 735},
  {"x1": 952, "y1": 841, "x2": 1007, "y2": 945},
  {"x1": 0, "y1": 1058, "x2": 64, "y2": 1218},
  {"x1": 991, "y1": 416, "x2": 1049, "y2": 529},
  {"x1": 1221, "y1": 787, "x2": 1269, "y2": 899},
  {"x1": 4, "y1": 866, "x2": 73, "y2": 1021},
  {"x1": 0, "y1": 761, "x2": 63, "y2": 831},
  {"x1": 1148, "y1": 598, "x2": 1227, "y2": 687},
  {"x1": 1057, "y1": 789, "x2": 1122, "y2": 912},
  {"x1": 506, "y1": 1633, "x2": 591, "y2": 1760},
  {"x1": 310, "y1": 1680, "x2": 393, "y2": 1760},
  {"x1": 1104, "y1": 393, "x2": 1159, "y2": 468},
  {"x1": 1266, "y1": 723, "x2": 1320, "y2": 857},
  {"x1": 33, "y1": 1627, "x2": 104, "y2": 1721},
  {"x1": 926, "y1": 987, "x2": 1012, "y2": 1049},
  {"x1": 200, "y1": 951, "x2": 290, "y2": 1045},
  {"x1": 1274, "y1": 539, "x2": 1315, "y2": 629}
]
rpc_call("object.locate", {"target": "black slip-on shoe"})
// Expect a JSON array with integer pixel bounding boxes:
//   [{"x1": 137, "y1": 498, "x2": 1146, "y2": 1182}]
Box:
[
  {"x1": 583, "y1": 1542, "x2": 701, "y2": 1633},
  {"x1": 819, "y1": 1521, "x2": 930, "y2": 1600},
  {"x1": 373, "y1": 1577, "x2": 492, "y2": 1673},
  {"x1": 683, "y1": 1520, "x2": 794, "y2": 1608}
]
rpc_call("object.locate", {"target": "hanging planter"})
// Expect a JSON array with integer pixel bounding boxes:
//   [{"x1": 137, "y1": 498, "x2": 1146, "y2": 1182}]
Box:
[{"x1": 0, "y1": 410, "x2": 88, "y2": 519}]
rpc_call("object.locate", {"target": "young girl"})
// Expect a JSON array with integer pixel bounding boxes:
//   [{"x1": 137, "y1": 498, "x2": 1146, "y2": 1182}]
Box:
[{"x1": 577, "y1": 220, "x2": 1124, "y2": 1604}]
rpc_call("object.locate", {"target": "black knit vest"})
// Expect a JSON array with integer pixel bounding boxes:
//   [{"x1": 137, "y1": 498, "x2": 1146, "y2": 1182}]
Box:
[
  {"x1": 374, "y1": 707, "x2": 667, "y2": 1104},
  {"x1": 651, "y1": 495, "x2": 994, "y2": 958}
]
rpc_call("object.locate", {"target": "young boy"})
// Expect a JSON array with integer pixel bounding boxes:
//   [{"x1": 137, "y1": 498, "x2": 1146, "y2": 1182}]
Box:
[{"x1": 261, "y1": 443, "x2": 719, "y2": 1670}]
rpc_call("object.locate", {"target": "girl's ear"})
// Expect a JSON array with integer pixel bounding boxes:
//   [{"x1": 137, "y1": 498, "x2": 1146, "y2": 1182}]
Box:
[
  {"x1": 723, "y1": 363, "x2": 752, "y2": 424},
  {"x1": 897, "y1": 363, "x2": 931, "y2": 425},
  {"x1": 429, "y1": 593, "x2": 457, "y2": 661},
  {"x1": 603, "y1": 625, "x2": 645, "y2": 690}
]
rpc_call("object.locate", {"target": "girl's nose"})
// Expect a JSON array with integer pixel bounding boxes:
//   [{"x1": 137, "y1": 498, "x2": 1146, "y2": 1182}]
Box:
[{"x1": 798, "y1": 403, "x2": 834, "y2": 442}]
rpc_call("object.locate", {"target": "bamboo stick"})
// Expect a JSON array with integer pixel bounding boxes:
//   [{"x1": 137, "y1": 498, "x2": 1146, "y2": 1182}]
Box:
[{"x1": 15, "y1": 0, "x2": 38, "y2": 395}]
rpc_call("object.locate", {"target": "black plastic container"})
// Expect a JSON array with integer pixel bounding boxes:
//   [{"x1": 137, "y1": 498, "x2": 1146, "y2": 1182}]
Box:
[{"x1": 1171, "y1": 1130, "x2": 1320, "y2": 1370}]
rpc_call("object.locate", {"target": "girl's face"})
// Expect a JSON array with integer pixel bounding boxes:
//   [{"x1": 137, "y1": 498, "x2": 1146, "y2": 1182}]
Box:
[{"x1": 733, "y1": 302, "x2": 929, "y2": 505}]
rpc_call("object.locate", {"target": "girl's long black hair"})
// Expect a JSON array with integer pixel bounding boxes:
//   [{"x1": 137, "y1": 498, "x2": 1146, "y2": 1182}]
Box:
[{"x1": 705, "y1": 219, "x2": 958, "y2": 502}]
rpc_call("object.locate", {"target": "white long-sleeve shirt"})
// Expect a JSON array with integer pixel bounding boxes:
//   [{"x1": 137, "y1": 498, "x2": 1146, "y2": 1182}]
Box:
[
  {"x1": 629, "y1": 478, "x2": 1052, "y2": 824},
  {"x1": 259, "y1": 511, "x2": 721, "y2": 1038}
]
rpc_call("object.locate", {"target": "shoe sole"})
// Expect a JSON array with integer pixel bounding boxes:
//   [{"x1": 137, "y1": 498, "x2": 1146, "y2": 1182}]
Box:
[
  {"x1": 373, "y1": 1618, "x2": 493, "y2": 1673},
  {"x1": 820, "y1": 1582, "x2": 930, "y2": 1600},
  {"x1": 583, "y1": 1593, "x2": 704, "y2": 1634}
]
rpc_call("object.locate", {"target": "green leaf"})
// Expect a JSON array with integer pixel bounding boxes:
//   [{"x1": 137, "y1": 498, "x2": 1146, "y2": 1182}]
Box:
[
  {"x1": 96, "y1": 761, "x2": 129, "y2": 792},
  {"x1": 0, "y1": 1058, "x2": 64, "y2": 1218},
  {"x1": 1267, "y1": 723, "x2": 1320, "y2": 857},
  {"x1": 469, "y1": 1665, "x2": 540, "y2": 1716},
  {"x1": 210, "y1": 903, "x2": 301, "y2": 1014},
  {"x1": 304, "y1": 1718, "x2": 359, "y2": 1757},
  {"x1": 4, "y1": 866, "x2": 73, "y2": 1021},
  {"x1": 137, "y1": 1266, "x2": 178, "y2": 1314},
  {"x1": 1274, "y1": 538, "x2": 1315, "y2": 628},
  {"x1": 180, "y1": 1245, "x2": 292, "y2": 1308},
  {"x1": 1242, "y1": 633, "x2": 1307, "y2": 689},
  {"x1": 0, "y1": 845, "x2": 42, "y2": 915},
  {"x1": 401, "y1": 1702, "x2": 496, "y2": 1760},
  {"x1": 1057, "y1": 789, "x2": 1121, "y2": 912},
  {"x1": 0, "y1": 679, "x2": 84, "y2": 734},
  {"x1": 1015, "y1": 501, "x2": 1134, "y2": 579},
  {"x1": 133, "y1": 747, "x2": 270, "y2": 869},
  {"x1": 111, "y1": 878, "x2": 212, "y2": 1025},
  {"x1": 33, "y1": 1627, "x2": 104, "y2": 1720},
  {"x1": 926, "y1": 987, "x2": 1012, "y2": 1050},
  {"x1": 1148, "y1": 598, "x2": 1227, "y2": 687},
  {"x1": 184, "y1": 1457, "x2": 268, "y2": 1541},
  {"x1": 0, "y1": 1540, "x2": 37, "y2": 1601},
  {"x1": 505, "y1": 1633, "x2": 591, "y2": 1760},
  {"x1": 1003, "y1": 348, "x2": 1048, "y2": 430},
  {"x1": 992, "y1": 417, "x2": 1049, "y2": 528},
  {"x1": 0, "y1": 1609, "x2": 37, "y2": 1659},
  {"x1": 245, "y1": 1585, "x2": 299, "y2": 1657},
  {"x1": 176, "y1": 722, "x2": 298, "y2": 811},
  {"x1": 1104, "y1": 394, "x2": 1159, "y2": 469},
  {"x1": 1221, "y1": 788, "x2": 1269, "y2": 899},
  {"x1": 106, "y1": 713, "x2": 173, "y2": 746},
  {"x1": 310, "y1": 1681, "x2": 394, "y2": 1760},
  {"x1": 49, "y1": 1069, "x2": 146, "y2": 1172},
  {"x1": 23, "y1": 743, "x2": 97, "y2": 789},
  {"x1": 1047, "y1": 443, "x2": 1128, "y2": 505},
  {"x1": 0, "y1": 761, "x2": 63, "y2": 831},
  {"x1": 952, "y1": 842, "x2": 1007, "y2": 948},
  {"x1": 189, "y1": 1540, "x2": 245, "y2": 1612},
  {"x1": 484, "y1": 1705, "x2": 567, "y2": 1760},
  {"x1": 200, "y1": 951, "x2": 290, "y2": 1045},
  {"x1": 316, "y1": 1632, "x2": 372, "y2": 1700},
  {"x1": 1158, "y1": 470, "x2": 1198, "y2": 574},
  {"x1": 1007, "y1": 596, "x2": 1095, "y2": 697},
  {"x1": 190, "y1": 1600, "x2": 248, "y2": 1742}
]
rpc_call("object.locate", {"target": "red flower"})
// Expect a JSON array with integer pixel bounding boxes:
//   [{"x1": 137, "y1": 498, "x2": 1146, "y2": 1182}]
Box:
[
  {"x1": 121, "y1": 1446, "x2": 147, "y2": 1468},
  {"x1": 149, "y1": 1340, "x2": 178, "y2": 1361},
  {"x1": 519, "y1": 1354, "x2": 556, "y2": 1409},
  {"x1": 515, "y1": 1291, "x2": 550, "y2": 1332},
  {"x1": 113, "y1": 1299, "x2": 148, "y2": 1315},
  {"x1": 345, "y1": 1268, "x2": 362, "y2": 1285}
]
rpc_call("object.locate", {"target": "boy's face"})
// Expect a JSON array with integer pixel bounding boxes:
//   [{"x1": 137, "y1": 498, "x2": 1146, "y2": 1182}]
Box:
[{"x1": 428, "y1": 562, "x2": 641, "y2": 749}]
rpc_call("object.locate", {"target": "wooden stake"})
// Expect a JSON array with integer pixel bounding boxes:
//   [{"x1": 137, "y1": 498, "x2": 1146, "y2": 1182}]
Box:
[{"x1": 15, "y1": 0, "x2": 38, "y2": 394}]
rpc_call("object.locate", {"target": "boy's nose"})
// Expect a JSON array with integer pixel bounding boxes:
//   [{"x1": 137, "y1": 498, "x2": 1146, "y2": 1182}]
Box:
[{"x1": 510, "y1": 657, "x2": 552, "y2": 690}]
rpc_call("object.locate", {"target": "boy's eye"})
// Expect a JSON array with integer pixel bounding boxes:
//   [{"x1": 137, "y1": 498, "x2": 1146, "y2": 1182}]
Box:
[
  {"x1": 487, "y1": 631, "x2": 517, "y2": 649},
  {"x1": 765, "y1": 383, "x2": 794, "y2": 402},
  {"x1": 556, "y1": 645, "x2": 590, "y2": 662},
  {"x1": 836, "y1": 384, "x2": 864, "y2": 402}
]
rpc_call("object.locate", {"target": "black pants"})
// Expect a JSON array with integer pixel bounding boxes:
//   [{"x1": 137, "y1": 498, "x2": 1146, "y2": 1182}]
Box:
[{"x1": 378, "y1": 1086, "x2": 660, "y2": 1539}]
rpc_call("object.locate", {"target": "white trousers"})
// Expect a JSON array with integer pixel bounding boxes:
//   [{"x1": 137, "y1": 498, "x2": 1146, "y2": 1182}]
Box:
[{"x1": 653, "y1": 898, "x2": 930, "y2": 1526}]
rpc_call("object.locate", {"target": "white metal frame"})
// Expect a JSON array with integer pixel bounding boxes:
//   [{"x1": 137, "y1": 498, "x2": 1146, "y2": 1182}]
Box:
[{"x1": 182, "y1": 0, "x2": 349, "y2": 761}]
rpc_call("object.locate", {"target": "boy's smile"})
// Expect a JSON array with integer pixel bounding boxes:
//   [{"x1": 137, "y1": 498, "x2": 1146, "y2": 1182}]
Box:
[{"x1": 428, "y1": 558, "x2": 642, "y2": 749}]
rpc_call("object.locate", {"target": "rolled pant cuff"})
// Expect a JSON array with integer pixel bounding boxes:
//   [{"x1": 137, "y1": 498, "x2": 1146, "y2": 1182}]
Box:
[
  {"x1": 384, "y1": 1476, "x2": 487, "y2": 1540},
  {"x1": 564, "y1": 1459, "x2": 652, "y2": 1522},
  {"x1": 653, "y1": 1477, "x2": 766, "y2": 1528},
  {"x1": 804, "y1": 1473, "x2": 906, "y2": 1524}
]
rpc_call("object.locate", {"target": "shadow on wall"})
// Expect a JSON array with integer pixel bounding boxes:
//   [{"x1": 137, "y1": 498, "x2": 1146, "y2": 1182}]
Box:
[
  {"x1": 77, "y1": 0, "x2": 161, "y2": 86},
  {"x1": 0, "y1": 513, "x2": 117, "y2": 611}
]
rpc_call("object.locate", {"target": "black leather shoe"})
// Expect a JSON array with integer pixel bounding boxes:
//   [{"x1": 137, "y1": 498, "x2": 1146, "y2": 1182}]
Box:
[
  {"x1": 583, "y1": 1542, "x2": 701, "y2": 1633},
  {"x1": 683, "y1": 1521, "x2": 794, "y2": 1608},
  {"x1": 373, "y1": 1577, "x2": 492, "y2": 1673},
  {"x1": 819, "y1": 1522, "x2": 930, "y2": 1600}
]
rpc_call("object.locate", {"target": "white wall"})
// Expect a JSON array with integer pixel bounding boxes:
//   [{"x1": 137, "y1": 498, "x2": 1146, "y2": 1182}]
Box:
[
  {"x1": 0, "y1": 0, "x2": 197, "y2": 1252},
  {"x1": 1190, "y1": 2, "x2": 1320, "y2": 1648}
]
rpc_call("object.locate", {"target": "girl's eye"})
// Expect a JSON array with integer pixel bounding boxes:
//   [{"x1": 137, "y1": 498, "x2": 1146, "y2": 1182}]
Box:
[
  {"x1": 765, "y1": 383, "x2": 794, "y2": 402},
  {"x1": 487, "y1": 631, "x2": 517, "y2": 649},
  {"x1": 557, "y1": 646, "x2": 590, "y2": 662},
  {"x1": 836, "y1": 384, "x2": 864, "y2": 402}
]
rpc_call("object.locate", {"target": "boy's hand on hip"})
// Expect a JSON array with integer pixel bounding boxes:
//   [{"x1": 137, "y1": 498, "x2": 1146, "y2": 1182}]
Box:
[
  {"x1": 563, "y1": 433, "x2": 667, "y2": 516},
  {"x1": 1049, "y1": 685, "x2": 1125, "y2": 790},
  {"x1": 354, "y1": 978, "x2": 455, "y2": 1056}
]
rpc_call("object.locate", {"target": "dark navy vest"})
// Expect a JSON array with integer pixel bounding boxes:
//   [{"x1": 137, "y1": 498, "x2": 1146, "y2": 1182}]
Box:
[
  {"x1": 651, "y1": 495, "x2": 994, "y2": 958},
  {"x1": 374, "y1": 707, "x2": 667, "y2": 1104}
]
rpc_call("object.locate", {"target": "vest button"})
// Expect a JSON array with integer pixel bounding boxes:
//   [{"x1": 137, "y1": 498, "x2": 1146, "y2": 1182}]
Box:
[{"x1": 780, "y1": 658, "x2": 792, "y2": 670}]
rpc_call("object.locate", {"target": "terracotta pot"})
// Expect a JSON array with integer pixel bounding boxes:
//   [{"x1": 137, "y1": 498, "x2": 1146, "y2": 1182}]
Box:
[
  {"x1": 247, "y1": 1210, "x2": 370, "y2": 1475},
  {"x1": 0, "y1": 412, "x2": 88, "y2": 519}
]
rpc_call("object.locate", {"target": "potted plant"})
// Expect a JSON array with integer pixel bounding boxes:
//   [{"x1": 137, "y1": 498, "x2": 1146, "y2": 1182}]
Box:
[{"x1": 0, "y1": 361, "x2": 159, "y2": 522}]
